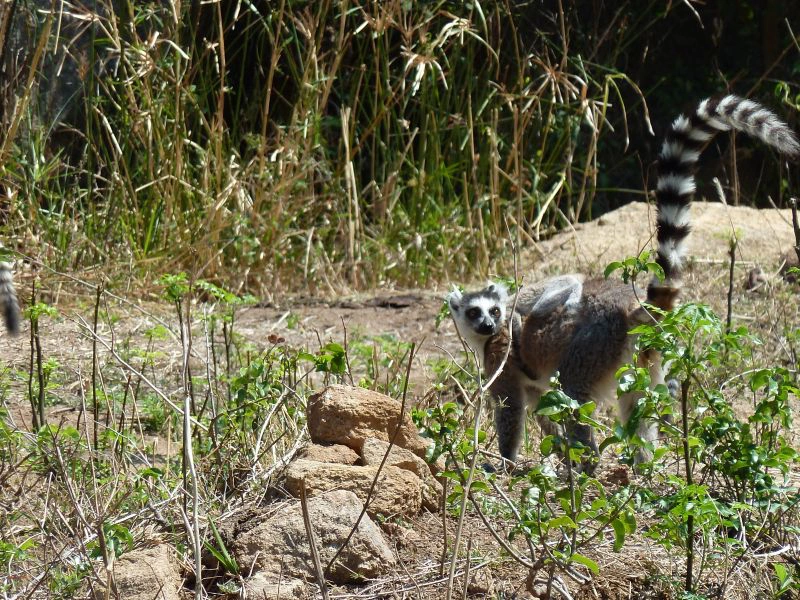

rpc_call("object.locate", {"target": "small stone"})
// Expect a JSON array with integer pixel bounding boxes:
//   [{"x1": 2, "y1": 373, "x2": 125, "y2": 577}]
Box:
[
  {"x1": 467, "y1": 569, "x2": 495, "y2": 596},
  {"x1": 297, "y1": 443, "x2": 360, "y2": 465},
  {"x1": 226, "y1": 490, "x2": 396, "y2": 585},
  {"x1": 307, "y1": 385, "x2": 430, "y2": 459},
  {"x1": 239, "y1": 573, "x2": 306, "y2": 599},
  {"x1": 284, "y1": 459, "x2": 423, "y2": 517}
]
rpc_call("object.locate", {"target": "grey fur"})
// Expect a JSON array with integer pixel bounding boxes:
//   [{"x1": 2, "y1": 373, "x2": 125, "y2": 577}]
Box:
[
  {"x1": 447, "y1": 283, "x2": 508, "y2": 368},
  {"x1": 449, "y1": 95, "x2": 799, "y2": 470},
  {"x1": 0, "y1": 262, "x2": 20, "y2": 336}
]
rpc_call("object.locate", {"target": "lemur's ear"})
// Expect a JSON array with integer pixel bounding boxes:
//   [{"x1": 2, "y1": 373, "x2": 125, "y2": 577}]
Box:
[
  {"x1": 487, "y1": 282, "x2": 509, "y2": 303},
  {"x1": 447, "y1": 286, "x2": 463, "y2": 311}
]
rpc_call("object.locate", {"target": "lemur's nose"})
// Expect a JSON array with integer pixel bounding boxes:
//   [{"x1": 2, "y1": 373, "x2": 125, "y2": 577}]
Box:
[{"x1": 477, "y1": 320, "x2": 495, "y2": 335}]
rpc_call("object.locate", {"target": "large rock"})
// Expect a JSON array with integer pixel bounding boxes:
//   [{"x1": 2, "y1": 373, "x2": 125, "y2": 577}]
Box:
[
  {"x1": 296, "y1": 443, "x2": 360, "y2": 465},
  {"x1": 284, "y1": 459, "x2": 423, "y2": 517},
  {"x1": 307, "y1": 385, "x2": 430, "y2": 459},
  {"x1": 103, "y1": 544, "x2": 182, "y2": 600},
  {"x1": 226, "y1": 491, "x2": 396, "y2": 584},
  {"x1": 360, "y1": 437, "x2": 442, "y2": 512}
]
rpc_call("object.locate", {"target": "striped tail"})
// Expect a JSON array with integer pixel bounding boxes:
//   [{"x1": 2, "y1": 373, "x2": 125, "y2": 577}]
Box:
[
  {"x1": 647, "y1": 94, "x2": 800, "y2": 309},
  {"x1": 0, "y1": 262, "x2": 20, "y2": 335}
]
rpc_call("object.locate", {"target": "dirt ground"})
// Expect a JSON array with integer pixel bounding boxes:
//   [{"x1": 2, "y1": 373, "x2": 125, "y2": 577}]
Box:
[
  {"x1": 2, "y1": 200, "x2": 795, "y2": 394},
  {"x1": 1, "y1": 200, "x2": 798, "y2": 599}
]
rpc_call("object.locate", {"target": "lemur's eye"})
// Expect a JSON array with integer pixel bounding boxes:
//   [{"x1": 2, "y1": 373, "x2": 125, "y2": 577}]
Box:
[
  {"x1": 489, "y1": 307, "x2": 501, "y2": 318},
  {"x1": 466, "y1": 307, "x2": 481, "y2": 320}
]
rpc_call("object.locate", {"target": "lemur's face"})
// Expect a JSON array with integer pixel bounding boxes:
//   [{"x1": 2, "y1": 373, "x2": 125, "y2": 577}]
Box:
[{"x1": 447, "y1": 283, "x2": 508, "y2": 342}]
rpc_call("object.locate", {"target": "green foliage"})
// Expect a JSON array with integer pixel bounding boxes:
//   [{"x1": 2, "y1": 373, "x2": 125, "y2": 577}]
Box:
[
  {"x1": 158, "y1": 273, "x2": 191, "y2": 305},
  {"x1": 510, "y1": 462, "x2": 637, "y2": 567},
  {"x1": 303, "y1": 342, "x2": 347, "y2": 377},
  {"x1": 536, "y1": 383, "x2": 605, "y2": 465},
  {"x1": 140, "y1": 393, "x2": 171, "y2": 433},
  {"x1": 88, "y1": 523, "x2": 134, "y2": 559},
  {"x1": 201, "y1": 344, "x2": 308, "y2": 489},
  {"x1": 49, "y1": 563, "x2": 91, "y2": 599},
  {"x1": 773, "y1": 562, "x2": 795, "y2": 598},
  {"x1": 413, "y1": 401, "x2": 464, "y2": 464},
  {"x1": 624, "y1": 303, "x2": 798, "y2": 594},
  {"x1": 604, "y1": 249, "x2": 664, "y2": 284},
  {"x1": 205, "y1": 518, "x2": 239, "y2": 576},
  {"x1": 24, "y1": 302, "x2": 58, "y2": 321},
  {"x1": 435, "y1": 296, "x2": 455, "y2": 329},
  {"x1": 0, "y1": 538, "x2": 35, "y2": 566},
  {"x1": 0, "y1": 407, "x2": 23, "y2": 466},
  {"x1": 348, "y1": 334, "x2": 414, "y2": 396}
]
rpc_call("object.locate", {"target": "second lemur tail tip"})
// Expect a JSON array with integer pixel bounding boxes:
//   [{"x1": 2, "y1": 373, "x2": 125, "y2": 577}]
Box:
[{"x1": 0, "y1": 262, "x2": 20, "y2": 336}]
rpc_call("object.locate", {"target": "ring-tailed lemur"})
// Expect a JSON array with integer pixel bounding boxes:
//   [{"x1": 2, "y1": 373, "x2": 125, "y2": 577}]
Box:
[
  {"x1": 0, "y1": 262, "x2": 20, "y2": 335},
  {"x1": 448, "y1": 95, "x2": 800, "y2": 469}
]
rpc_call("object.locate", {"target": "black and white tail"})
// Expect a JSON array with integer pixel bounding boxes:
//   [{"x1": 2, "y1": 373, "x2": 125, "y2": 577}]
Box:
[
  {"x1": 0, "y1": 262, "x2": 20, "y2": 335},
  {"x1": 647, "y1": 94, "x2": 800, "y2": 309}
]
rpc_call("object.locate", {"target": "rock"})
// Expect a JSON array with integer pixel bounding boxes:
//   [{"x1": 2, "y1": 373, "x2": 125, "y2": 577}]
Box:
[
  {"x1": 239, "y1": 572, "x2": 306, "y2": 599},
  {"x1": 467, "y1": 568, "x2": 495, "y2": 596},
  {"x1": 307, "y1": 385, "x2": 430, "y2": 459},
  {"x1": 284, "y1": 459, "x2": 422, "y2": 517},
  {"x1": 527, "y1": 568, "x2": 571, "y2": 599},
  {"x1": 297, "y1": 443, "x2": 360, "y2": 465},
  {"x1": 598, "y1": 463, "x2": 632, "y2": 489},
  {"x1": 745, "y1": 266, "x2": 768, "y2": 291},
  {"x1": 103, "y1": 544, "x2": 182, "y2": 600},
  {"x1": 360, "y1": 437, "x2": 442, "y2": 512},
  {"x1": 226, "y1": 491, "x2": 396, "y2": 584}
]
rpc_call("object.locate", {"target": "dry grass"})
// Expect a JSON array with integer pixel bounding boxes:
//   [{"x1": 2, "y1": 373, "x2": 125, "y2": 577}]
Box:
[{"x1": 0, "y1": 209, "x2": 797, "y2": 598}]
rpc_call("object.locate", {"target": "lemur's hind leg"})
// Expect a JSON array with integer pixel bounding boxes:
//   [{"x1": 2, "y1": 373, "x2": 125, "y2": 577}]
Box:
[
  {"x1": 555, "y1": 305, "x2": 631, "y2": 470},
  {"x1": 617, "y1": 349, "x2": 669, "y2": 465},
  {"x1": 534, "y1": 399, "x2": 563, "y2": 440}
]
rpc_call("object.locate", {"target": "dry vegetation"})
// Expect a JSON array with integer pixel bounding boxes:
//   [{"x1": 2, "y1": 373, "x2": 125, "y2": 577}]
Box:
[
  {"x1": 1, "y1": 1, "x2": 800, "y2": 598},
  {"x1": 0, "y1": 202, "x2": 798, "y2": 599}
]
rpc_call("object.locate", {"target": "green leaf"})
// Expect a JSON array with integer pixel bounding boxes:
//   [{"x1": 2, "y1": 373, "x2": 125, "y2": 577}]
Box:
[
  {"x1": 570, "y1": 552, "x2": 599, "y2": 574},
  {"x1": 603, "y1": 261, "x2": 623, "y2": 279},
  {"x1": 470, "y1": 480, "x2": 490, "y2": 493},
  {"x1": 611, "y1": 518, "x2": 627, "y2": 552},
  {"x1": 547, "y1": 516, "x2": 577, "y2": 530},
  {"x1": 568, "y1": 445, "x2": 587, "y2": 462},
  {"x1": 773, "y1": 562, "x2": 788, "y2": 584},
  {"x1": 646, "y1": 261, "x2": 665, "y2": 281},
  {"x1": 598, "y1": 435, "x2": 619, "y2": 454}
]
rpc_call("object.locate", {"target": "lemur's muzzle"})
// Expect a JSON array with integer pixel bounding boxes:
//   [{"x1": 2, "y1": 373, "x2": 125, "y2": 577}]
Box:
[{"x1": 477, "y1": 319, "x2": 496, "y2": 335}]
